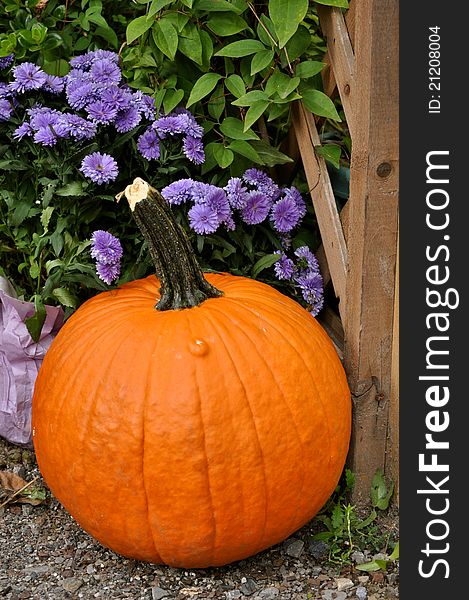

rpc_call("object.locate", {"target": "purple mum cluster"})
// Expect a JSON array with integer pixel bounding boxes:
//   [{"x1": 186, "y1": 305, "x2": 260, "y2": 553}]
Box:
[
  {"x1": 162, "y1": 169, "x2": 323, "y2": 315},
  {"x1": 90, "y1": 230, "x2": 123, "y2": 284},
  {"x1": 162, "y1": 168, "x2": 306, "y2": 235},
  {"x1": 274, "y1": 246, "x2": 324, "y2": 316},
  {"x1": 0, "y1": 51, "x2": 205, "y2": 183}
]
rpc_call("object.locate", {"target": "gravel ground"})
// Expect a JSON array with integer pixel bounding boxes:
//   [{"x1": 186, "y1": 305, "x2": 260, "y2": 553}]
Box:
[{"x1": 0, "y1": 438, "x2": 399, "y2": 600}]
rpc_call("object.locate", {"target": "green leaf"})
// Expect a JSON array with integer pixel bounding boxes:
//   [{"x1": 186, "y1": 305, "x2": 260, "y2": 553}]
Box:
[
  {"x1": 250, "y1": 141, "x2": 294, "y2": 166},
  {"x1": 331, "y1": 504, "x2": 344, "y2": 530},
  {"x1": 25, "y1": 296, "x2": 46, "y2": 343},
  {"x1": 178, "y1": 25, "x2": 203, "y2": 64},
  {"x1": 269, "y1": 0, "x2": 308, "y2": 48},
  {"x1": 187, "y1": 73, "x2": 223, "y2": 107},
  {"x1": 195, "y1": 0, "x2": 246, "y2": 13},
  {"x1": 148, "y1": 0, "x2": 174, "y2": 18},
  {"x1": 295, "y1": 60, "x2": 325, "y2": 79},
  {"x1": 302, "y1": 88, "x2": 341, "y2": 121},
  {"x1": 256, "y1": 15, "x2": 277, "y2": 47},
  {"x1": 232, "y1": 90, "x2": 269, "y2": 107},
  {"x1": 163, "y1": 88, "x2": 185, "y2": 113},
  {"x1": 228, "y1": 140, "x2": 262, "y2": 163},
  {"x1": 213, "y1": 145, "x2": 234, "y2": 168},
  {"x1": 370, "y1": 469, "x2": 394, "y2": 510},
  {"x1": 126, "y1": 15, "x2": 153, "y2": 45},
  {"x1": 207, "y1": 13, "x2": 248, "y2": 36},
  {"x1": 215, "y1": 39, "x2": 266, "y2": 58},
  {"x1": 152, "y1": 18, "x2": 178, "y2": 60},
  {"x1": 52, "y1": 287, "x2": 78, "y2": 308},
  {"x1": 200, "y1": 29, "x2": 214, "y2": 65},
  {"x1": 284, "y1": 24, "x2": 311, "y2": 61},
  {"x1": 244, "y1": 100, "x2": 270, "y2": 131},
  {"x1": 224, "y1": 74, "x2": 246, "y2": 98},
  {"x1": 251, "y1": 49, "x2": 274, "y2": 75},
  {"x1": 220, "y1": 117, "x2": 259, "y2": 140},
  {"x1": 40, "y1": 207, "x2": 54, "y2": 232},
  {"x1": 356, "y1": 561, "x2": 383, "y2": 573},
  {"x1": 315, "y1": 144, "x2": 341, "y2": 169},
  {"x1": 252, "y1": 253, "x2": 280, "y2": 278},
  {"x1": 207, "y1": 83, "x2": 225, "y2": 120},
  {"x1": 388, "y1": 541, "x2": 400, "y2": 561},
  {"x1": 276, "y1": 76, "x2": 300, "y2": 99},
  {"x1": 314, "y1": 0, "x2": 349, "y2": 7},
  {"x1": 55, "y1": 182, "x2": 86, "y2": 197}
]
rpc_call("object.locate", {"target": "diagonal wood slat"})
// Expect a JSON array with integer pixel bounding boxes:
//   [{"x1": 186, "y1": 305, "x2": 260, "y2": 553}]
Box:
[
  {"x1": 292, "y1": 101, "x2": 348, "y2": 304},
  {"x1": 317, "y1": 5, "x2": 356, "y2": 138}
]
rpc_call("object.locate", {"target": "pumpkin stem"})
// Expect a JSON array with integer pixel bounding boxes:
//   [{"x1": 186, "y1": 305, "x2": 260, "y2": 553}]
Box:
[{"x1": 117, "y1": 178, "x2": 223, "y2": 311}]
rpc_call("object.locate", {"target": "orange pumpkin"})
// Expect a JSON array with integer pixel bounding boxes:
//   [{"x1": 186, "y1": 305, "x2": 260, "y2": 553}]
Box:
[{"x1": 32, "y1": 179, "x2": 351, "y2": 568}]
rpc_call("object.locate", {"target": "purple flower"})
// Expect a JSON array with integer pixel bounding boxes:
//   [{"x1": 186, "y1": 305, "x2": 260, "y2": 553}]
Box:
[
  {"x1": 243, "y1": 168, "x2": 281, "y2": 200},
  {"x1": 0, "y1": 54, "x2": 14, "y2": 70},
  {"x1": 132, "y1": 91, "x2": 156, "y2": 120},
  {"x1": 9, "y1": 62, "x2": 47, "y2": 93},
  {"x1": 0, "y1": 83, "x2": 10, "y2": 99},
  {"x1": 66, "y1": 81, "x2": 95, "y2": 110},
  {"x1": 190, "y1": 182, "x2": 215, "y2": 204},
  {"x1": 114, "y1": 106, "x2": 141, "y2": 133},
  {"x1": 295, "y1": 271, "x2": 324, "y2": 316},
  {"x1": 188, "y1": 203, "x2": 220, "y2": 235},
  {"x1": 28, "y1": 107, "x2": 61, "y2": 131},
  {"x1": 91, "y1": 230, "x2": 123, "y2": 265},
  {"x1": 90, "y1": 50, "x2": 120, "y2": 64},
  {"x1": 153, "y1": 114, "x2": 187, "y2": 138},
  {"x1": 61, "y1": 114, "x2": 97, "y2": 140},
  {"x1": 224, "y1": 177, "x2": 248, "y2": 209},
  {"x1": 96, "y1": 261, "x2": 121, "y2": 285},
  {"x1": 176, "y1": 111, "x2": 204, "y2": 138},
  {"x1": 137, "y1": 128, "x2": 161, "y2": 160},
  {"x1": 86, "y1": 101, "x2": 118, "y2": 124},
  {"x1": 33, "y1": 127, "x2": 59, "y2": 147},
  {"x1": 69, "y1": 54, "x2": 94, "y2": 70},
  {"x1": 161, "y1": 179, "x2": 194, "y2": 205},
  {"x1": 241, "y1": 191, "x2": 272, "y2": 225},
  {"x1": 0, "y1": 99, "x2": 12, "y2": 122},
  {"x1": 284, "y1": 186, "x2": 307, "y2": 219},
  {"x1": 271, "y1": 195, "x2": 301, "y2": 233},
  {"x1": 99, "y1": 86, "x2": 132, "y2": 112},
  {"x1": 80, "y1": 152, "x2": 119, "y2": 185},
  {"x1": 43, "y1": 74, "x2": 65, "y2": 94},
  {"x1": 274, "y1": 252, "x2": 295, "y2": 281},
  {"x1": 204, "y1": 187, "x2": 231, "y2": 224},
  {"x1": 90, "y1": 59, "x2": 121, "y2": 85},
  {"x1": 183, "y1": 136, "x2": 205, "y2": 164},
  {"x1": 13, "y1": 122, "x2": 33, "y2": 140},
  {"x1": 294, "y1": 246, "x2": 320, "y2": 273}
]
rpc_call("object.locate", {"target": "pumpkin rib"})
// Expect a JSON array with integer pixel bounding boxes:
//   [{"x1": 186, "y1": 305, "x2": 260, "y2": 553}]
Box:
[
  {"x1": 185, "y1": 311, "x2": 218, "y2": 565},
  {"x1": 141, "y1": 335, "x2": 163, "y2": 562},
  {"x1": 218, "y1": 296, "x2": 337, "y2": 510},
  {"x1": 205, "y1": 302, "x2": 308, "y2": 541},
  {"x1": 199, "y1": 307, "x2": 269, "y2": 554}
]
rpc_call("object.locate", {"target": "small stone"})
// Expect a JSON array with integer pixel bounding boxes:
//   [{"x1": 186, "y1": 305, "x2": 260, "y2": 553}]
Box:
[
  {"x1": 351, "y1": 551, "x2": 366, "y2": 565},
  {"x1": 356, "y1": 587, "x2": 367, "y2": 600},
  {"x1": 151, "y1": 587, "x2": 172, "y2": 600},
  {"x1": 357, "y1": 576, "x2": 369, "y2": 584},
  {"x1": 61, "y1": 578, "x2": 84, "y2": 594},
  {"x1": 240, "y1": 578, "x2": 257, "y2": 596},
  {"x1": 86, "y1": 565, "x2": 96, "y2": 575},
  {"x1": 286, "y1": 539, "x2": 305, "y2": 559},
  {"x1": 23, "y1": 565, "x2": 49, "y2": 574},
  {"x1": 335, "y1": 578, "x2": 353, "y2": 592},
  {"x1": 321, "y1": 592, "x2": 347, "y2": 600},
  {"x1": 225, "y1": 591, "x2": 242, "y2": 600},
  {"x1": 257, "y1": 588, "x2": 279, "y2": 599},
  {"x1": 371, "y1": 572, "x2": 385, "y2": 584},
  {"x1": 311, "y1": 566, "x2": 322, "y2": 577},
  {"x1": 387, "y1": 573, "x2": 399, "y2": 585},
  {"x1": 372, "y1": 553, "x2": 387, "y2": 561},
  {"x1": 308, "y1": 539, "x2": 329, "y2": 559}
]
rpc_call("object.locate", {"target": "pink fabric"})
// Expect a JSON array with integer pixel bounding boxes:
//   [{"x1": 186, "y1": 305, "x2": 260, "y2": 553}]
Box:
[{"x1": 0, "y1": 287, "x2": 64, "y2": 447}]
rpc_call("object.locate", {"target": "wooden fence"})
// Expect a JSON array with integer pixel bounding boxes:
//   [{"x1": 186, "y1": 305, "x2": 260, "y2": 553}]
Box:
[{"x1": 292, "y1": 0, "x2": 399, "y2": 502}]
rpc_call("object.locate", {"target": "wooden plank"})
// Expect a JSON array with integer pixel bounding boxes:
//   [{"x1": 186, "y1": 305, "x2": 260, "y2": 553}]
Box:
[
  {"x1": 342, "y1": 0, "x2": 399, "y2": 502},
  {"x1": 292, "y1": 101, "x2": 348, "y2": 303},
  {"x1": 318, "y1": 200, "x2": 350, "y2": 291},
  {"x1": 317, "y1": 5, "x2": 356, "y2": 136},
  {"x1": 386, "y1": 226, "x2": 399, "y2": 504}
]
